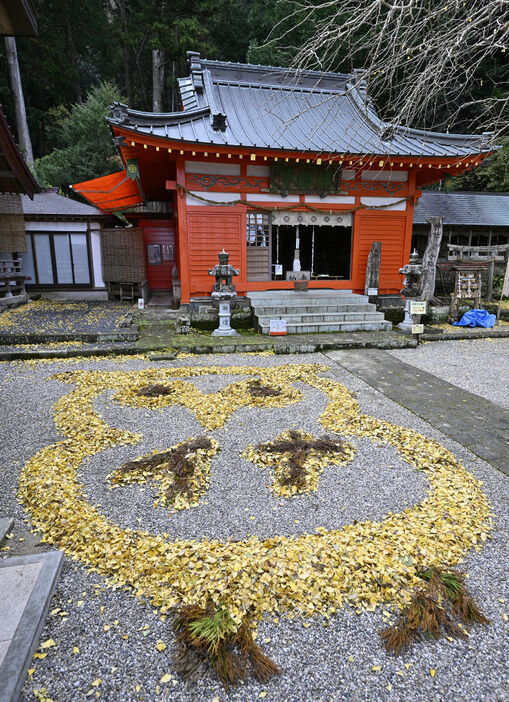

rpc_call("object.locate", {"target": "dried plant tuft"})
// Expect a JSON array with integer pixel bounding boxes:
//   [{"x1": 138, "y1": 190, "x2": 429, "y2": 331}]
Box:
[
  {"x1": 381, "y1": 566, "x2": 490, "y2": 656},
  {"x1": 173, "y1": 601, "x2": 280, "y2": 687}
]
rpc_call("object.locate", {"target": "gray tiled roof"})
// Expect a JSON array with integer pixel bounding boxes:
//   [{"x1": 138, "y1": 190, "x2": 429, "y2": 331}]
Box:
[
  {"x1": 21, "y1": 191, "x2": 102, "y2": 216},
  {"x1": 108, "y1": 54, "x2": 492, "y2": 157},
  {"x1": 413, "y1": 191, "x2": 509, "y2": 227}
]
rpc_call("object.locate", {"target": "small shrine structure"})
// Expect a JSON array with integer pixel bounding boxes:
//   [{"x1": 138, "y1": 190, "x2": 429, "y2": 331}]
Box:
[{"x1": 73, "y1": 53, "x2": 494, "y2": 305}]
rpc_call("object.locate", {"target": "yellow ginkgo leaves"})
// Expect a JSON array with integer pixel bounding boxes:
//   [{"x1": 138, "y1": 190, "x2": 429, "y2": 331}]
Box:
[
  {"x1": 114, "y1": 371, "x2": 303, "y2": 430},
  {"x1": 18, "y1": 363, "x2": 492, "y2": 628}
]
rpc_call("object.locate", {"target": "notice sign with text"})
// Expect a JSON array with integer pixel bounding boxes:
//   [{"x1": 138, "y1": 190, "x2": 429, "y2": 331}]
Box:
[
  {"x1": 269, "y1": 319, "x2": 287, "y2": 336},
  {"x1": 412, "y1": 324, "x2": 424, "y2": 335},
  {"x1": 410, "y1": 301, "x2": 427, "y2": 315}
]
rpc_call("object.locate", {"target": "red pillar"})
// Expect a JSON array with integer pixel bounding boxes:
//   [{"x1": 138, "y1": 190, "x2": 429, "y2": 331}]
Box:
[{"x1": 175, "y1": 157, "x2": 190, "y2": 304}]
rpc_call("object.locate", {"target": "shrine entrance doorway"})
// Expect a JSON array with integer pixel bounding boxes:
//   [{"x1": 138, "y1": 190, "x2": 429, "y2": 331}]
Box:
[
  {"x1": 273, "y1": 223, "x2": 352, "y2": 280},
  {"x1": 140, "y1": 219, "x2": 175, "y2": 291}
]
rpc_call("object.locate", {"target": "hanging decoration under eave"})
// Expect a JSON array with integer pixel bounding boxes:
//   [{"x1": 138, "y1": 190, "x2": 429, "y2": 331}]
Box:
[{"x1": 271, "y1": 210, "x2": 352, "y2": 227}]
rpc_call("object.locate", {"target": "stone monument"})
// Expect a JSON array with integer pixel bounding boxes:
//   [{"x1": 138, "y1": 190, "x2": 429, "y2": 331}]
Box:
[
  {"x1": 398, "y1": 249, "x2": 423, "y2": 332},
  {"x1": 208, "y1": 249, "x2": 240, "y2": 336}
]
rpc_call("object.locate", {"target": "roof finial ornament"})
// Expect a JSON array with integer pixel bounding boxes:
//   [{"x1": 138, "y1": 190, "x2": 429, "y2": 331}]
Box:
[
  {"x1": 187, "y1": 50, "x2": 204, "y2": 91},
  {"x1": 109, "y1": 102, "x2": 128, "y2": 124}
]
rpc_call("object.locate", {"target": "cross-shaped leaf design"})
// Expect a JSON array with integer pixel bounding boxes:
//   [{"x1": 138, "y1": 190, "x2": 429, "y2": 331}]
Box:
[{"x1": 244, "y1": 430, "x2": 355, "y2": 497}]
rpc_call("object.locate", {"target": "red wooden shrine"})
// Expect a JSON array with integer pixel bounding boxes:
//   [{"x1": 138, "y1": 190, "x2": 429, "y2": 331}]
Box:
[{"x1": 73, "y1": 54, "x2": 493, "y2": 304}]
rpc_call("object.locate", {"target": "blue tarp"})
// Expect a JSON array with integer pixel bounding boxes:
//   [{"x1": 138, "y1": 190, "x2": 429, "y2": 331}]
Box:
[{"x1": 453, "y1": 309, "x2": 496, "y2": 328}]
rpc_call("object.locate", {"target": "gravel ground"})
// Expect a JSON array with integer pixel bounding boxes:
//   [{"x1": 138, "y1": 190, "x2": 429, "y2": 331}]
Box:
[
  {"x1": 0, "y1": 300, "x2": 131, "y2": 336},
  {"x1": 0, "y1": 350, "x2": 507, "y2": 702},
  {"x1": 388, "y1": 337, "x2": 509, "y2": 409}
]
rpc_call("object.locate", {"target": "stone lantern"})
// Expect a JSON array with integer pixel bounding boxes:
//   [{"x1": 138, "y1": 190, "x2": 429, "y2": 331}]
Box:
[
  {"x1": 398, "y1": 250, "x2": 424, "y2": 332},
  {"x1": 208, "y1": 249, "x2": 240, "y2": 336}
]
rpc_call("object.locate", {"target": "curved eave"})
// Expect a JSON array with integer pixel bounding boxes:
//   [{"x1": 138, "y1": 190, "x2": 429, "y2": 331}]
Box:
[
  {"x1": 110, "y1": 123, "x2": 494, "y2": 168},
  {"x1": 106, "y1": 105, "x2": 210, "y2": 129}
]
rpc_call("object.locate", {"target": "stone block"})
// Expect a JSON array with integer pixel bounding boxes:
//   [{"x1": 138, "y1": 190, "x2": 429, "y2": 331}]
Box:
[
  {"x1": 0, "y1": 518, "x2": 14, "y2": 546},
  {"x1": 0, "y1": 551, "x2": 63, "y2": 702}
]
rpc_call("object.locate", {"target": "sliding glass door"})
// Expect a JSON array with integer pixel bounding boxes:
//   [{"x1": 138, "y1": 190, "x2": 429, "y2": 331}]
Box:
[{"x1": 23, "y1": 232, "x2": 92, "y2": 287}]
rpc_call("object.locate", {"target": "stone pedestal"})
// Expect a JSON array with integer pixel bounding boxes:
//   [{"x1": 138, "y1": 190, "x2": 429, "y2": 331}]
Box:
[
  {"x1": 211, "y1": 292, "x2": 239, "y2": 336},
  {"x1": 398, "y1": 300, "x2": 415, "y2": 332},
  {"x1": 398, "y1": 250, "x2": 424, "y2": 333}
]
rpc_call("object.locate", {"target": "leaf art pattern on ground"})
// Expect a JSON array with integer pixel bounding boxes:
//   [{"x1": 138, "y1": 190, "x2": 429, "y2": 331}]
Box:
[
  {"x1": 108, "y1": 436, "x2": 220, "y2": 512},
  {"x1": 18, "y1": 364, "x2": 492, "y2": 626},
  {"x1": 114, "y1": 372, "x2": 302, "y2": 430},
  {"x1": 243, "y1": 430, "x2": 356, "y2": 497}
]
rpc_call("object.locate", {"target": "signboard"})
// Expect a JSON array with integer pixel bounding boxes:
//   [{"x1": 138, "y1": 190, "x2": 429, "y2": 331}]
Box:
[
  {"x1": 269, "y1": 318, "x2": 287, "y2": 336},
  {"x1": 161, "y1": 244, "x2": 174, "y2": 261},
  {"x1": 367, "y1": 288, "x2": 378, "y2": 296},
  {"x1": 274, "y1": 264, "x2": 283, "y2": 276},
  {"x1": 147, "y1": 244, "x2": 161, "y2": 265},
  {"x1": 410, "y1": 301, "x2": 427, "y2": 315},
  {"x1": 412, "y1": 324, "x2": 424, "y2": 335},
  {"x1": 137, "y1": 298, "x2": 145, "y2": 310}
]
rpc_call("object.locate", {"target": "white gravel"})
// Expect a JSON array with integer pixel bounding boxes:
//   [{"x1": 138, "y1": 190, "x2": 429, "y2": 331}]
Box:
[
  {"x1": 0, "y1": 351, "x2": 507, "y2": 702},
  {"x1": 388, "y1": 338, "x2": 509, "y2": 409}
]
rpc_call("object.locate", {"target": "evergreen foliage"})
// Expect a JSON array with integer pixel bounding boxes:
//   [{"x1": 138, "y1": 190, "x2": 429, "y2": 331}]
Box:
[{"x1": 33, "y1": 82, "x2": 124, "y2": 190}]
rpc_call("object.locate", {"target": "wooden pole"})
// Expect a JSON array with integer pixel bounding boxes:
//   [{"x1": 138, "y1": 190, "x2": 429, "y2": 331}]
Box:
[
  {"x1": 364, "y1": 241, "x2": 381, "y2": 295},
  {"x1": 496, "y1": 256, "x2": 509, "y2": 326},
  {"x1": 420, "y1": 216, "x2": 443, "y2": 301},
  {"x1": 487, "y1": 258, "x2": 494, "y2": 301},
  {"x1": 502, "y1": 255, "x2": 509, "y2": 298},
  {"x1": 4, "y1": 37, "x2": 33, "y2": 166}
]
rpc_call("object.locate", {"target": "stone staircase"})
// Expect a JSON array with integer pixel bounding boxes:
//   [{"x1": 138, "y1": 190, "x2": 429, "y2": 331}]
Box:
[{"x1": 247, "y1": 290, "x2": 392, "y2": 334}]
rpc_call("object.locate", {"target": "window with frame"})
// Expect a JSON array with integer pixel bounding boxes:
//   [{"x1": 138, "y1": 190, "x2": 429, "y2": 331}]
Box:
[
  {"x1": 22, "y1": 232, "x2": 92, "y2": 286},
  {"x1": 246, "y1": 212, "x2": 270, "y2": 246}
]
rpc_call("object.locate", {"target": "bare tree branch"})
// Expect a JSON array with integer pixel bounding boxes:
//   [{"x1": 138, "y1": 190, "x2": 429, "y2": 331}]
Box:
[{"x1": 262, "y1": 0, "x2": 509, "y2": 139}]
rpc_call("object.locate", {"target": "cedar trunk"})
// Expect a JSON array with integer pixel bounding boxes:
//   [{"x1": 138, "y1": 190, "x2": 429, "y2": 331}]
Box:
[
  {"x1": 152, "y1": 49, "x2": 164, "y2": 112},
  {"x1": 420, "y1": 216, "x2": 443, "y2": 301}
]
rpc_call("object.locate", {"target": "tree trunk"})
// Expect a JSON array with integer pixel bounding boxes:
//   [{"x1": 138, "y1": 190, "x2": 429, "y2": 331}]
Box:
[
  {"x1": 152, "y1": 48, "x2": 164, "y2": 112},
  {"x1": 117, "y1": 0, "x2": 132, "y2": 104},
  {"x1": 364, "y1": 241, "x2": 381, "y2": 295},
  {"x1": 420, "y1": 216, "x2": 443, "y2": 301},
  {"x1": 65, "y1": 13, "x2": 81, "y2": 103},
  {"x1": 4, "y1": 37, "x2": 34, "y2": 166},
  {"x1": 123, "y1": 45, "x2": 132, "y2": 104}
]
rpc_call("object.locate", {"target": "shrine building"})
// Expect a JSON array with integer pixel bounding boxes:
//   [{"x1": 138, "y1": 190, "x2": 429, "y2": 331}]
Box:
[{"x1": 73, "y1": 52, "x2": 493, "y2": 307}]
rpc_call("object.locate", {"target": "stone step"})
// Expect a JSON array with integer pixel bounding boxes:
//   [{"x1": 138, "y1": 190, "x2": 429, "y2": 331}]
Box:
[
  {"x1": 252, "y1": 303, "x2": 377, "y2": 315},
  {"x1": 248, "y1": 290, "x2": 391, "y2": 335},
  {"x1": 257, "y1": 312, "x2": 386, "y2": 325},
  {"x1": 259, "y1": 320, "x2": 393, "y2": 334},
  {"x1": 249, "y1": 295, "x2": 369, "y2": 307},
  {"x1": 247, "y1": 289, "x2": 354, "y2": 298},
  {"x1": 0, "y1": 551, "x2": 64, "y2": 702}
]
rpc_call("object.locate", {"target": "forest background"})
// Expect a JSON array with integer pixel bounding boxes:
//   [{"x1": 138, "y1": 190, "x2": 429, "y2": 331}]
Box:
[{"x1": 1, "y1": 0, "x2": 508, "y2": 193}]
